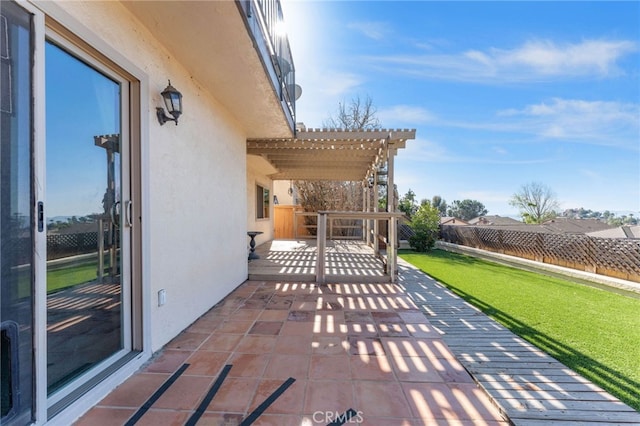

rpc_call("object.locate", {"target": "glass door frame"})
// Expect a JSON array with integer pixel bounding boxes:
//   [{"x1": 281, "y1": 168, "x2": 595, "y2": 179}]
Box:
[
  {"x1": 26, "y1": 5, "x2": 147, "y2": 422},
  {"x1": 9, "y1": 1, "x2": 149, "y2": 422},
  {"x1": 42, "y1": 28, "x2": 133, "y2": 411}
]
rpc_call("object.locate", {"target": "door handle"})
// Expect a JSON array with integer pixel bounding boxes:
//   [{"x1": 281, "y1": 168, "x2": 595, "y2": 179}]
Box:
[
  {"x1": 125, "y1": 200, "x2": 133, "y2": 228},
  {"x1": 110, "y1": 200, "x2": 120, "y2": 228},
  {"x1": 37, "y1": 201, "x2": 44, "y2": 232}
]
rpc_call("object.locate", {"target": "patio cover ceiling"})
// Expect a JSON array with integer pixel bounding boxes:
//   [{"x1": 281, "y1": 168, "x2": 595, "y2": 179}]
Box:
[{"x1": 247, "y1": 128, "x2": 416, "y2": 181}]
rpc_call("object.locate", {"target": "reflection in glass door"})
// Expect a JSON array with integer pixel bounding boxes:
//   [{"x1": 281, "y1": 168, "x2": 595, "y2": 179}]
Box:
[
  {"x1": 1, "y1": 2, "x2": 35, "y2": 424},
  {"x1": 45, "y1": 41, "x2": 130, "y2": 397}
]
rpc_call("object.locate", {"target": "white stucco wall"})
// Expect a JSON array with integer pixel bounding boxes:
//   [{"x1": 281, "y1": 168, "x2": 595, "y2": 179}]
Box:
[
  {"x1": 48, "y1": 1, "x2": 249, "y2": 351},
  {"x1": 273, "y1": 180, "x2": 297, "y2": 206},
  {"x1": 246, "y1": 155, "x2": 276, "y2": 247}
]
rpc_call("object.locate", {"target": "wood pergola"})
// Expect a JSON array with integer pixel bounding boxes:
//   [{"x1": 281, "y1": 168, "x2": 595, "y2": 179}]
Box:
[
  {"x1": 247, "y1": 127, "x2": 417, "y2": 282},
  {"x1": 247, "y1": 128, "x2": 416, "y2": 184}
]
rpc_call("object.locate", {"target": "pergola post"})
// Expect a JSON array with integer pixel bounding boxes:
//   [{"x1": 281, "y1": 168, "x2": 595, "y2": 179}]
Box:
[
  {"x1": 386, "y1": 140, "x2": 397, "y2": 280},
  {"x1": 366, "y1": 184, "x2": 372, "y2": 246},
  {"x1": 389, "y1": 215, "x2": 397, "y2": 283},
  {"x1": 316, "y1": 212, "x2": 327, "y2": 284},
  {"x1": 362, "y1": 182, "x2": 368, "y2": 244},
  {"x1": 373, "y1": 174, "x2": 379, "y2": 255},
  {"x1": 386, "y1": 144, "x2": 396, "y2": 214}
]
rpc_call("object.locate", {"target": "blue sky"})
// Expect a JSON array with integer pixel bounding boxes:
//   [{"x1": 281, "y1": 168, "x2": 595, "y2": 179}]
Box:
[
  {"x1": 46, "y1": 42, "x2": 120, "y2": 218},
  {"x1": 282, "y1": 1, "x2": 640, "y2": 217}
]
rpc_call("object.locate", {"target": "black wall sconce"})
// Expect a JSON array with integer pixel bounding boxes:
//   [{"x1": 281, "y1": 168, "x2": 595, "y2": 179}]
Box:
[{"x1": 156, "y1": 80, "x2": 183, "y2": 125}]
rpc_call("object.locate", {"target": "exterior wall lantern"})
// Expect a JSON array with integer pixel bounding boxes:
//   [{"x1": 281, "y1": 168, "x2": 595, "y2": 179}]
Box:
[{"x1": 156, "y1": 80, "x2": 183, "y2": 125}]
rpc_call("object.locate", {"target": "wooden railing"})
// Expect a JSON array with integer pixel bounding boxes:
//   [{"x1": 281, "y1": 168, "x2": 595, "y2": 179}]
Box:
[
  {"x1": 315, "y1": 211, "x2": 403, "y2": 283},
  {"x1": 293, "y1": 211, "x2": 363, "y2": 239},
  {"x1": 440, "y1": 225, "x2": 640, "y2": 282}
]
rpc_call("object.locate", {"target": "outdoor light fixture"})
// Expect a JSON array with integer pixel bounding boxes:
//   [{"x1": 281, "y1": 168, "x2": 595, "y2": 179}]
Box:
[{"x1": 156, "y1": 80, "x2": 183, "y2": 125}]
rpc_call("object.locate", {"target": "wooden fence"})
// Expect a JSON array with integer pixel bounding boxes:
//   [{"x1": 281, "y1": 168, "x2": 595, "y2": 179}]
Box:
[
  {"x1": 7, "y1": 231, "x2": 117, "y2": 264},
  {"x1": 440, "y1": 225, "x2": 640, "y2": 283}
]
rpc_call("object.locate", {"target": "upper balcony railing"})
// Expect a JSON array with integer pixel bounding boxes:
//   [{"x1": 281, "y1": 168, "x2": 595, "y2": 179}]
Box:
[{"x1": 238, "y1": 0, "x2": 296, "y2": 130}]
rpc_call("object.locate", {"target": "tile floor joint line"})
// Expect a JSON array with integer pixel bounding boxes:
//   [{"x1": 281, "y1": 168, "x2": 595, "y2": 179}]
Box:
[
  {"x1": 239, "y1": 377, "x2": 296, "y2": 426},
  {"x1": 184, "y1": 364, "x2": 233, "y2": 426},
  {"x1": 123, "y1": 363, "x2": 190, "y2": 426},
  {"x1": 327, "y1": 408, "x2": 358, "y2": 426}
]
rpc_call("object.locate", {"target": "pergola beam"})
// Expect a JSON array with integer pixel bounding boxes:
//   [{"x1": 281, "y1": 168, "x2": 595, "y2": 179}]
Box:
[
  {"x1": 247, "y1": 128, "x2": 416, "y2": 183},
  {"x1": 248, "y1": 149, "x2": 379, "y2": 157}
]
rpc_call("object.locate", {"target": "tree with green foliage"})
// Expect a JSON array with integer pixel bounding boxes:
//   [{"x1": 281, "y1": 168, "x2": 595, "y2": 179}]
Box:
[
  {"x1": 398, "y1": 189, "x2": 418, "y2": 218},
  {"x1": 408, "y1": 202, "x2": 440, "y2": 252},
  {"x1": 431, "y1": 195, "x2": 447, "y2": 216},
  {"x1": 607, "y1": 213, "x2": 638, "y2": 226},
  {"x1": 561, "y1": 208, "x2": 638, "y2": 226},
  {"x1": 509, "y1": 182, "x2": 559, "y2": 224},
  {"x1": 447, "y1": 199, "x2": 487, "y2": 221}
]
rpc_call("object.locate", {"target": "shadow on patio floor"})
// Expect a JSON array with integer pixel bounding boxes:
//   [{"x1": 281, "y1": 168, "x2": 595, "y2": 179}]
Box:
[{"x1": 75, "y1": 279, "x2": 507, "y2": 425}]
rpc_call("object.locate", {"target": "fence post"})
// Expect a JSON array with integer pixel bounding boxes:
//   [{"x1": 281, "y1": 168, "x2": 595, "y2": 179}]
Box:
[
  {"x1": 535, "y1": 233, "x2": 544, "y2": 262},
  {"x1": 585, "y1": 236, "x2": 597, "y2": 273}
]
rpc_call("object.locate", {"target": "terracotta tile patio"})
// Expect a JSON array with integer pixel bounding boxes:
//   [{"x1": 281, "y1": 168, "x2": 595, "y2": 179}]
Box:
[{"x1": 74, "y1": 280, "x2": 509, "y2": 425}]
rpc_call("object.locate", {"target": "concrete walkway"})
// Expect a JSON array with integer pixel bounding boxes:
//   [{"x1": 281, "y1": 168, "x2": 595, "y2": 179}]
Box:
[{"x1": 397, "y1": 259, "x2": 640, "y2": 425}]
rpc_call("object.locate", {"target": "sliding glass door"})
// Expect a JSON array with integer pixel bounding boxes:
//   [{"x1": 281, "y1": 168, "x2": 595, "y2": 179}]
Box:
[
  {"x1": 1, "y1": 2, "x2": 35, "y2": 424},
  {"x1": 44, "y1": 39, "x2": 132, "y2": 402},
  {"x1": 1, "y1": 2, "x2": 140, "y2": 422}
]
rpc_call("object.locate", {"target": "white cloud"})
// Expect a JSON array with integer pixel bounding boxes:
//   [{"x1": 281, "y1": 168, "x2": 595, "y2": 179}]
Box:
[
  {"x1": 579, "y1": 168, "x2": 602, "y2": 181},
  {"x1": 347, "y1": 21, "x2": 391, "y2": 40},
  {"x1": 497, "y1": 40, "x2": 635, "y2": 76},
  {"x1": 367, "y1": 38, "x2": 637, "y2": 83},
  {"x1": 401, "y1": 137, "x2": 452, "y2": 162},
  {"x1": 492, "y1": 146, "x2": 508, "y2": 155},
  {"x1": 399, "y1": 137, "x2": 554, "y2": 165},
  {"x1": 295, "y1": 69, "x2": 364, "y2": 126},
  {"x1": 496, "y1": 98, "x2": 640, "y2": 147},
  {"x1": 377, "y1": 105, "x2": 436, "y2": 125},
  {"x1": 319, "y1": 71, "x2": 363, "y2": 97}
]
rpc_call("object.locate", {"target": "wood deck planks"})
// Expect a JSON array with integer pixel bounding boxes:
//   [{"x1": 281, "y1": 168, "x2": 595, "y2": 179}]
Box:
[
  {"x1": 248, "y1": 240, "x2": 387, "y2": 282},
  {"x1": 397, "y1": 259, "x2": 640, "y2": 425}
]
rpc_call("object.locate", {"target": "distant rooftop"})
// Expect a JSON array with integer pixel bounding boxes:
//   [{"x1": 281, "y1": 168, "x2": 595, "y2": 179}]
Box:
[
  {"x1": 540, "y1": 217, "x2": 615, "y2": 234},
  {"x1": 440, "y1": 217, "x2": 469, "y2": 225},
  {"x1": 587, "y1": 225, "x2": 640, "y2": 239},
  {"x1": 467, "y1": 215, "x2": 522, "y2": 226},
  {"x1": 462, "y1": 217, "x2": 616, "y2": 235}
]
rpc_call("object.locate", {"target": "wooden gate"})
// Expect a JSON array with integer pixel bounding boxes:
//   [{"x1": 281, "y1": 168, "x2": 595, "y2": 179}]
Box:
[{"x1": 274, "y1": 205, "x2": 296, "y2": 239}]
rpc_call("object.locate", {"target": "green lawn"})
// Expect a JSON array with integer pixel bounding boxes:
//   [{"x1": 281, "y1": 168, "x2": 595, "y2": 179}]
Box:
[
  {"x1": 400, "y1": 249, "x2": 640, "y2": 411},
  {"x1": 17, "y1": 257, "x2": 102, "y2": 297},
  {"x1": 47, "y1": 261, "x2": 99, "y2": 292}
]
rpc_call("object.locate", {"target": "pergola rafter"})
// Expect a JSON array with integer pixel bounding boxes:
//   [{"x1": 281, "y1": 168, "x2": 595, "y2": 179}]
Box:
[{"x1": 247, "y1": 128, "x2": 416, "y2": 182}]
